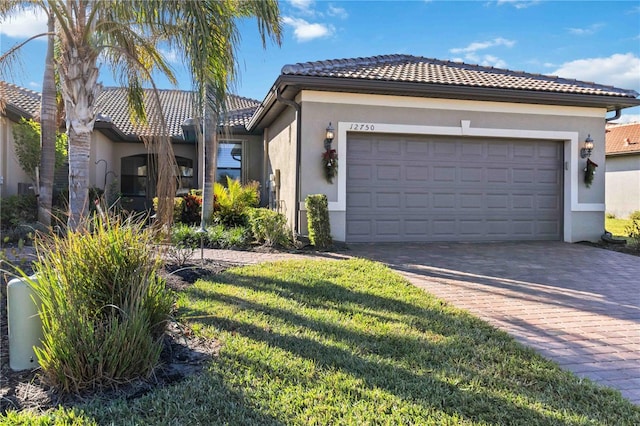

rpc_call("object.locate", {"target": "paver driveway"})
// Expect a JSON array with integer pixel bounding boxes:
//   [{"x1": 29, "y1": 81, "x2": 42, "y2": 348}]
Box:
[
  {"x1": 204, "y1": 241, "x2": 640, "y2": 405},
  {"x1": 346, "y1": 241, "x2": 640, "y2": 405}
]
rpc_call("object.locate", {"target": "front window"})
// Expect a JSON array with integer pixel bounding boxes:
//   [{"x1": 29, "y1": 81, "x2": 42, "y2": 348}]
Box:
[
  {"x1": 217, "y1": 142, "x2": 242, "y2": 184},
  {"x1": 121, "y1": 155, "x2": 148, "y2": 196},
  {"x1": 176, "y1": 156, "x2": 194, "y2": 193}
]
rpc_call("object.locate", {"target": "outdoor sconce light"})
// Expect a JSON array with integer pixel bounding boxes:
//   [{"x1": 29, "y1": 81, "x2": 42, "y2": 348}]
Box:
[
  {"x1": 580, "y1": 134, "x2": 594, "y2": 159},
  {"x1": 324, "y1": 122, "x2": 335, "y2": 150}
]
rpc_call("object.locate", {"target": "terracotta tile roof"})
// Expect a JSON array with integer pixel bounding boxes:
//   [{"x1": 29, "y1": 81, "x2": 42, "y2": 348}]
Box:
[
  {"x1": 606, "y1": 122, "x2": 640, "y2": 155},
  {"x1": 1, "y1": 82, "x2": 259, "y2": 138},
  {"x1": 97, "y1": 87, "x2": 260, "y2": 138},
  {"x1": 0, "y1": 81, "x2": 42, "y2": 118},
  {"x1": 281, "y1": 54, "x2": 639, "y2": 98}
]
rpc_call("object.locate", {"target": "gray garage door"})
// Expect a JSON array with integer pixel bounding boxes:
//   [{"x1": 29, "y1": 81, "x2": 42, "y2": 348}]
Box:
[{"x1": 346, "y1": 134, "x2": 563, "y2": 242}]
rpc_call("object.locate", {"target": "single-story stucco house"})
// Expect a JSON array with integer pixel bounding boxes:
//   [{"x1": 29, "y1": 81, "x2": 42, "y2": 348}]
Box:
[
  {"x1": 2, "y1": 54, "x2": 640, "y2": 243},
  {"x1": 605, "y1": 122, "x2": 640, "y2": 218}
]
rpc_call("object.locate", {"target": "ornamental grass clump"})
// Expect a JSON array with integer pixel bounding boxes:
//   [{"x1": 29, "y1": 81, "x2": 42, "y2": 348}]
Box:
[{"x1": 30, "y1": 214, "x2": 174, "y2": 393}]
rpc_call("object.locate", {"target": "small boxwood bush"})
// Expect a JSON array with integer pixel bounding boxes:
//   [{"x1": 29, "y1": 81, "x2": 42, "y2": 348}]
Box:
[
  {"x1": 305, "y1": 194, "x2": 332, "y2": 249},
  {"x1": 629, "y1": 210, "x2": 640, "y2": 221},
  {"x1": 247, "y1": 208, "x2": 292, "y2": 247}
]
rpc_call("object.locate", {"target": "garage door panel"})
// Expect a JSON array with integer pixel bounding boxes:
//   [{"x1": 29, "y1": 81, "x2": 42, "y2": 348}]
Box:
[{"x1": 346, "y1": 135, "x2": 562, "y2": 242}]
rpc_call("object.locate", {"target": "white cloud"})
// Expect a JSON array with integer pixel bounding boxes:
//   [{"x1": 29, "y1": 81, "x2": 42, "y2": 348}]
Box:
[
  {"x1": 159, "y1": 47, "x2": 180, "y2": 64},
  {"x1": 450, "y1": 37, "x2": 515, "y2": 54},
  {"x1": 0, "y1": 8, "x2": 48, "y2": 39},
  {"x1": 568, "y1": 23, "x2": 604, "y2": 36},
  {"x1": 495, "y1": 0, "x2": 540, "y2": 9},
  {"x1": 288, "y1": 0, "x2": 314, "y2": 11},
  {"x1": 327, "y1": 5, "x2": 348, "y2": 19},
  {"x1": 609, "y1": 113, "x2": 640, "y2": 124},
  {"x1": 29, "y1": 81, "x2": 40, "y2": 89},
  {"x1": 552, "y1": 53, "x2": 640, "y2": 92},
  {"x1": 282, "y1": 16, "x2": 333, "y2": 42},
  {"x1": 454, "y1": 53, "x2": 507, "y2": 68},
  {"x1": 449, "y1": 37, "x2": 514, "y2": 67}
]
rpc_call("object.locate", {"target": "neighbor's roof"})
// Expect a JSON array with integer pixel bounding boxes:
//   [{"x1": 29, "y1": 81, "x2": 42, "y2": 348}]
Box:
[
  {"x1": 0, "y1": 82, "x2": 260, "y2": 139},
  {"x1": 96, "y1": 88, "x2": 259, "y2": 138},
  {"x1": 606, "y1": 122, "x2": 640, "y2": 155},
  {"x1": 281, "y1": 54, "x2": 639, "y2": 98},
  {"x1": 250, "y1": 54, "x2": 640, "y2": 130},
  {"x1": 0, "y1": 82, "x2": 42, "y2": 119}
]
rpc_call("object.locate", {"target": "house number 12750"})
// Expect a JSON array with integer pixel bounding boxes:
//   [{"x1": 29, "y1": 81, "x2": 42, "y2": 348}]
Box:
[{"x1": 349, "y1": 123, "x2": 375, "y2": 131}]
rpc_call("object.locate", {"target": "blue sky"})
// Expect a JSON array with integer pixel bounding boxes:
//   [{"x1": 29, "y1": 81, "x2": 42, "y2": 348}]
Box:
[{"x1": 1, "y1": 0, "x2": 639, "y2": 121}]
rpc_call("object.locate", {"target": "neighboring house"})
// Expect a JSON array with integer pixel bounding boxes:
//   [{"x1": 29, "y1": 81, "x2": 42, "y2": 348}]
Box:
[
  {"x1": 605, "y1": 122, "x2": 640, "y2": 218},
  {"x1": 0, "y1": 83, "x2": 264, "y2": 212},
  {"x1": 2, "y1": 54, "x2": 640, "y2": 243}
]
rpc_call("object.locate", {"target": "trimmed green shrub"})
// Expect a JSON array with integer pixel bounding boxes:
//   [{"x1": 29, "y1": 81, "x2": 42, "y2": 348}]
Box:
[
  {"x1": 213, "y1": 177, "x2": 260, "y2": 227},
  {"x1": 305, "y1": 194, "x2": 332, "y2": 249},
  {"x1": 629, "y1": 210, "x2": 640, "y2": 221},
  {"x1": 0, "y1": 193, "x2": 38, "y2": 228},
  {"x1": 247, "y1": 207, "x2": 292, "y2": 247},
  {"x1": 30, "y1": 214, "x2": 174, "y2": 393},
  {"x1": 605, "y1": 212, "x2": 616, "y2": 219}
]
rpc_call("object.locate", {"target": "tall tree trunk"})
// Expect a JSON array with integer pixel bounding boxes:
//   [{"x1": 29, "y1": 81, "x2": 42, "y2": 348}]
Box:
[
  {"x1": 38, "y1": 10, "x2": 57, "y2": 226},
  {"x1": 59, "y1": 43, "x2": 101, "y2": 230},
  {"x1": 67, "y1": 127, "x2": 91, "y2": 229},
  {"x1": 201, "y1": 102, "x2": 217, "y2": 225}
]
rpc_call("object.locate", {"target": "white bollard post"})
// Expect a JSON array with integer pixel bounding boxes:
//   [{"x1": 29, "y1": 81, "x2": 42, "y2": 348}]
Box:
[{"x1": 7, "y1": 275, "x2": 44, "y2": 371}]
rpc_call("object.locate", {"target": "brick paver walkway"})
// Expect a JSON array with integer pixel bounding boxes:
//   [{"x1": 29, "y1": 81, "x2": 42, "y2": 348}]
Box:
[{"x1": 203, "y1": 242, "x2": 640, "y2": 405}]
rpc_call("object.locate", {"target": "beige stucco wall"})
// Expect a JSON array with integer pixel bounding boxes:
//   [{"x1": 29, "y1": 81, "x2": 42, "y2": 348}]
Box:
[
  {"x1": 264, "y1": 107, "x2": 298, "y2": 229},
  {"x1": 606, "y1": 154, "x2": 640, "y2": 218},
  {"x1": 289, "y1": 90, "x2": 609, "y2": 242},
  {"x1": 0, "y1": 117, "x2": 37, "y2": 197}
]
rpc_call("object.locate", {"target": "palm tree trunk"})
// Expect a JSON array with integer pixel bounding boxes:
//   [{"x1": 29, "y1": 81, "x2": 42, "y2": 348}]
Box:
[
  {"x1": 201, "y1": 107, "x2": 218, "y2": 223},
  {"x1": 59, "y1": 42, "x2": 101, "y2": 230},
  {"x1": 38, "y1": 10, "x2": 57, "y2": 226},
  {"x1": 67, "y1": 127, "x2": 91, "y2": 229}
]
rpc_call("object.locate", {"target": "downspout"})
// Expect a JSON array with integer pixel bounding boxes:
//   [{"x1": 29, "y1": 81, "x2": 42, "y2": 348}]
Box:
[
  {"x1": 605, "y1": 109, "x2": 621, "y2": 122},
  {"x1": 276, "y1": 88, "x2": 302, "y2": 236}
]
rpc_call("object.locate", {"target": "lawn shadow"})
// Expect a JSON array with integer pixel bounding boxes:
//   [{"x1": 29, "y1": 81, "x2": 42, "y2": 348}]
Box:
[{"x1": 177, "y1": 262, "x2": 634, "y2": 424}]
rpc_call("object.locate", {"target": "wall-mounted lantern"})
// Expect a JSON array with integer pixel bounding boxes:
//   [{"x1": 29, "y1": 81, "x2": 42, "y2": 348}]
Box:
[
  {"x1": 324, "y1": 122, "x2": 334, "y2": 150},
  {"x1": 580, "y1": 134, "x2": 594, "y2": 159}
]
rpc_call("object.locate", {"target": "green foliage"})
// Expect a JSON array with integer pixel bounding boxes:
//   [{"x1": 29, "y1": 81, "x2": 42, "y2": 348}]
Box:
[
  {"x1": 605, "y1": 212, "x2": 616, "y2": 219},
  {"x1": 170, "y1": 223, "x2": 251, "y2": 249},
  {"x1": 629, "y1": 210, "x2": 640, "y2": 221},
  {"x1": 1, "y1": 222, "x2": 47, "y2": 245},
  {"x1": 247, "y1": 207, "x2": 291, "y2": 247},
  {"x1": 212, "y1": 177, "x2": 260, "y2": 227},
  {"x1": 305, "y1": 194, "x2": 332, "y2": 249},
  {"x1": 30, "y1": 214, "x2": 174, "y2": 393},
  {"x1": 152, "y1": 191, "x2": 202, "y2": 225},
  {"x1": 170, "y1": 222, "x2": 202, "y2": 248},
  {"x1": 0, "y1": 407, "x2": 97, "y2": 425},
  {"x1": 626, "y1": 218, "x2": 640, "y2": 250},
  {"x1": 11, "y1": 118, "x2": 67, "y2": 181},
  {"x1": 153, "y1": 196, "x2": 184, "y2": 223},
  {"x1": 0, "y1": 193, "x2": 38, "y2": 228}
]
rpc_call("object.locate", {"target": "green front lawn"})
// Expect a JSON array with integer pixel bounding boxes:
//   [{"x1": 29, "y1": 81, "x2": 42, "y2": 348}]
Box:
[{"x1": 4, "y1": 259, "x2": 638, "y2": 424}]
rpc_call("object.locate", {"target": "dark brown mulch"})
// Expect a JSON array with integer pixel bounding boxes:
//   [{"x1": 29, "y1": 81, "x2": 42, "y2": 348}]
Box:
[
  {"x1": 0, "y1": 259, "x2": 228, "y2": 415},
  {"x1": 578, "y1": 240, "x2": 640, "y2": 257}
]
